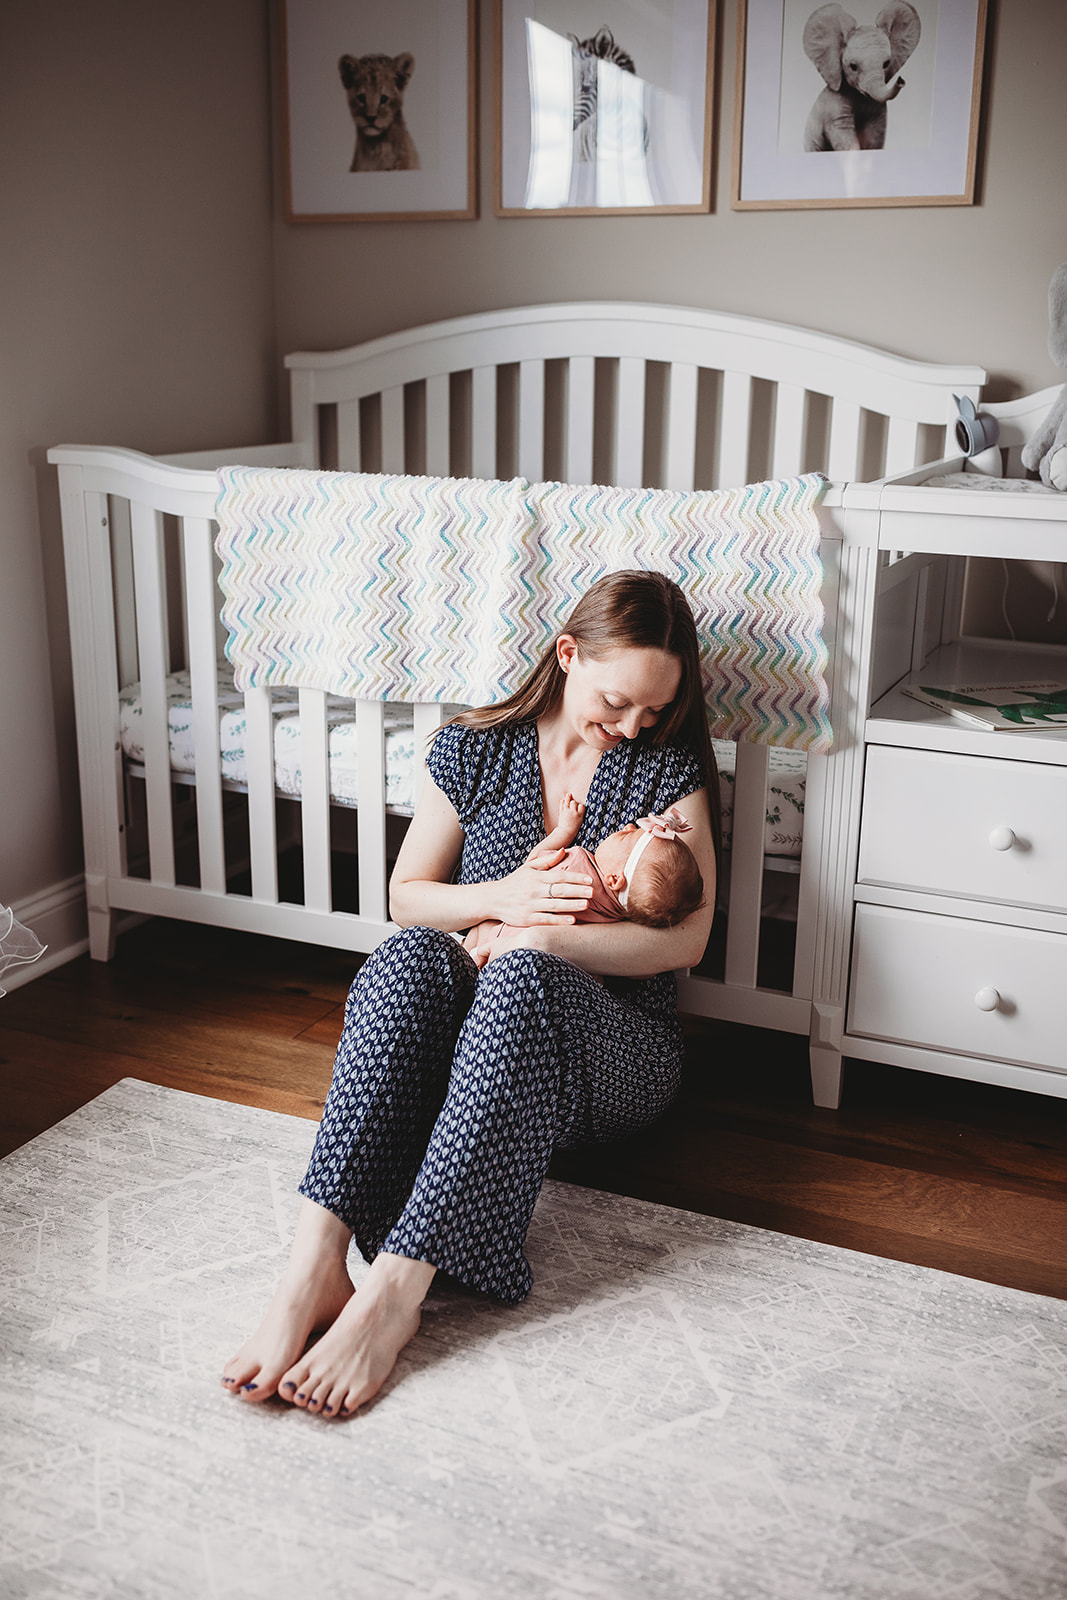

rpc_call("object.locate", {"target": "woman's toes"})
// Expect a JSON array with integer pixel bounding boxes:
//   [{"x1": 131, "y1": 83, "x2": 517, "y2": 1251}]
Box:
[
  {"x1": 318, "y1": 1382, "x2": 346, "y2": 1418},
  {"x1": 280, "y1": 1359, "x2": 311, "y2": 1404}
]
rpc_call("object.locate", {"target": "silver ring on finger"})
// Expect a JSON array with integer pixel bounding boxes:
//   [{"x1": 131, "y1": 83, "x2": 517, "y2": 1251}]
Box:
[{"x1": 548, "y1": 881, "x2": 557, "y2": 899}]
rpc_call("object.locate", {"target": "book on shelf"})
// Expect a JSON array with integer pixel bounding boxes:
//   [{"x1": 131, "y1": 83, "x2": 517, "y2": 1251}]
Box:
[{"x1": 899, "y1": 680, "x2": 1067, "y2": 730}]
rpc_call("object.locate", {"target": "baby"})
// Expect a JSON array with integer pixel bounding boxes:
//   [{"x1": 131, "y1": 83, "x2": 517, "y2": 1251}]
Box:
[{"x1": 463, "y1": 795, "x2": 705, "y2": 963}]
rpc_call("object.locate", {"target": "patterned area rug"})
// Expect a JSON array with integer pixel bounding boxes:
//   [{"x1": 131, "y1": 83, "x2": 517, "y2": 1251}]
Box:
[{"x1": 2, "y1": 1079, "x2": 1064, "y2": 1600}]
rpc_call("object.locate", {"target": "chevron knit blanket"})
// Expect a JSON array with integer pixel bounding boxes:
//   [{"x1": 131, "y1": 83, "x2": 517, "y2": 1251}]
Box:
[{"x1": 215, "y1": 467, "x2": 831, "y2": 751}]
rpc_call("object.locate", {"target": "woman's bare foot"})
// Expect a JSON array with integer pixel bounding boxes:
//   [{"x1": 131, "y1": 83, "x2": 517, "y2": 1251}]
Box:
[
  {"x1": 221, "y1": 1199, "x2": 356, "y2": 1404},
  {"x1": 279, "y1": 1251, "x2": 436, "y2": 1418}
]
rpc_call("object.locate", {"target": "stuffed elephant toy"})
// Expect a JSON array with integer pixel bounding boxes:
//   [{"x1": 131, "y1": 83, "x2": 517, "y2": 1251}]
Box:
[
  {"x1": 803, "y1": 2, "x2": 922, "y2": 152},
  {"x1": 1021, "y1": 264, "x2": 1067, "y2": 491}
]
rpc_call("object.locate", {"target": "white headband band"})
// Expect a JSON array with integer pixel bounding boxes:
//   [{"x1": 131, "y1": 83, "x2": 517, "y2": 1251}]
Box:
[
  {"x1": 618, "y1": 829, "x2": 657, "y2": 909},
  {"x1": 617, "y1": 808, "x2": 692, "y2": 909}
]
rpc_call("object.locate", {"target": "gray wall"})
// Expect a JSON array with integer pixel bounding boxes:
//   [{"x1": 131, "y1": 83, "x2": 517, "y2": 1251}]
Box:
[
  {"x1": 0, "y1": 1, "x2": 276, "y2": 923},
  {"x1": 3, "y1": 0, "x2": 1065, "y2": 952}
]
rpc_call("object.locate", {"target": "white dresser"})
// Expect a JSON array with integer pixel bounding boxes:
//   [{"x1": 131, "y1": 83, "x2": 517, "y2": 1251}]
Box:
[{"x1": 823, "y1": 467, "x2": 1067, "y2": 1107}]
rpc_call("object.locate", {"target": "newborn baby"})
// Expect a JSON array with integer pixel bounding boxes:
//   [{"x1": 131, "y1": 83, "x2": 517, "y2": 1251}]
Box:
[{"x1": 463, "y1": 794, "x2": 705, "y2": 965}]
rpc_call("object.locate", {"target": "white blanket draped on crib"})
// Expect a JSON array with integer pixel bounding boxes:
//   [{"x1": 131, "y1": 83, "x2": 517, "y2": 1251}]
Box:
[{"x1": 215, "y1": 468, "x2": 832, "y2": 751}]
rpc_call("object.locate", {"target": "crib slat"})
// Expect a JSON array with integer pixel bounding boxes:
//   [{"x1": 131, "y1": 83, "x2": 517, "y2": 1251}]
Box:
[
  {"x1": 110, "y1": 497, "x2": 138, "y2": 688},
  {"x1": 472, "y1": 366, "x2": 497, "y2": 478},
  {"x1": 356, "y1": 700, "x2": 388, "y2": 924},
  {"x1": 426, "y1": 374, "x2": 450, "y2": 476},
  {"x1": 338, "y1": 399, "x2": 362, "y2": 471},
  {"x1": 724, "y1": 741, "x2": 770, "y2": 989},
  {"x1": 299, "y1": 689, "x2": 332, "y2": 912},
  {"x1": 566, "y1": 356, "x2": 595, "y2": 484},
  {"x1": 885, "y1": 415, "x2": 919, "y2": 478},
  {"x1": 719, "y1": 372, "x2": 752, "y2": 489},
  {"x1": 382, "y1": 386, "x2": 405, "y2": 473},
  {"x1": 181, "y1": 516, "x2": 226, "y2": 895},
  {"x1": 772, "y1": 383, "x2": 806, "y2": 479},
  {"x1": 615, "y1": 357, "x2": 646, "y2": 486},
  {"x1": 413, "y1": 702, "x2": 448, "y2": 808},
  {"x1": 664, "y1": 362, "x2": 699, "y2": 492},
  {"x1": 518, "y1": 359, "x2": 545, "y2": 480},
  {"x1": 130, "y1": 501, "x2": 175, "y2": 887},
  {"x1": 827, "y1": 399, "x2": 862, "y2": 481},
  {"x1": 244, "y1": 685, "x2": 278, "y2": 903}
]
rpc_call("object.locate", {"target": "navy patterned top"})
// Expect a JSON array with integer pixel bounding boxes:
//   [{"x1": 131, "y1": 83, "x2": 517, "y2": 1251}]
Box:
[{"x1": 427, "y1": 721, "x2": 704, "y2": 1021}]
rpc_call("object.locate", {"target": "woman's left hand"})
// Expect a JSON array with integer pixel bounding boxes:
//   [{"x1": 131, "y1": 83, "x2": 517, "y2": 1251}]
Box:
[{"x1": 477, "y1": 925, "x2": 545, "y2": 965}]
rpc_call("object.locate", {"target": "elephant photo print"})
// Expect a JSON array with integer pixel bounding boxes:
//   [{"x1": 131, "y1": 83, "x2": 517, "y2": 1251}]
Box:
[{"x1": 732, "y1": 0, "x2": 988, "y2": 208}]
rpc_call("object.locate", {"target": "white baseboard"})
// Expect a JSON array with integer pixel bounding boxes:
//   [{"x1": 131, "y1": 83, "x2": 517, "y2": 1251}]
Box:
[{"x1": 2, "y1": 876, "x2": 143, "y2": 994}]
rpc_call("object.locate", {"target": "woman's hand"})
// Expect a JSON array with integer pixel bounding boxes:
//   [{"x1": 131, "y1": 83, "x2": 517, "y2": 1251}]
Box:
[
  {"x1": 476, "y1": 924, "x2": 547, "y2": 965},
  {"x1": 487, "y1": 850, "x2": 592, "y2": 927}
]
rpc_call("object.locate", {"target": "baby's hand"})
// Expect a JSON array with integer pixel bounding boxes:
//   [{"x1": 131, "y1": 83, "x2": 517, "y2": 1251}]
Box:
[{"x1": 558, "y1": 792, "x2": 585, "y2": 830}]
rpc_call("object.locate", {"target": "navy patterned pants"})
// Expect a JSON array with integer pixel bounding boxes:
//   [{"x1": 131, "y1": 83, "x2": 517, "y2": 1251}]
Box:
[{"x1": 298, "y1": 926, "x2": 683, "y2": 1302}]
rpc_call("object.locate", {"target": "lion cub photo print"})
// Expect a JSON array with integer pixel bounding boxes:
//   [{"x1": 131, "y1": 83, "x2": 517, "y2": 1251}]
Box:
[
  {"x1": 776, "y1": 0, "x2": 935, "y2": 156},
  {"x1": 284, "y1": 0, "x2": 477, "y2": 220},
  {"x1": 339, "y1": 51, "x2": 421, "y2": 170}
]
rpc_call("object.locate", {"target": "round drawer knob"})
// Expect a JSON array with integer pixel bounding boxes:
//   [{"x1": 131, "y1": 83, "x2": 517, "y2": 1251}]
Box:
[
  {"x1": 988, "y1": 826, "x2": 1015, "y2": 852},
  {"x1": 974, "y1": 986, "x2": 1000, "y2": 1012}
]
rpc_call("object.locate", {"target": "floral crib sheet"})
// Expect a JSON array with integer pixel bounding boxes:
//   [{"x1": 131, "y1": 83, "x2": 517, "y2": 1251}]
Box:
[{"x1": 118, "y1": 672, "x2": 806, "y2": 857}]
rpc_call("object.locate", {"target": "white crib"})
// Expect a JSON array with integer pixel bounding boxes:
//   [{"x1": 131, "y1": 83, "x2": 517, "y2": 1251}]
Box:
[{"x1": 50, "y1": 301, "x2": 997, "y2": 1106}]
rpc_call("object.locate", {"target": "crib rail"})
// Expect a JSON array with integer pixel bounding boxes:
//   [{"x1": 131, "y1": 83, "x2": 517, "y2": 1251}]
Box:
[
  {"x1": 48, "y1": 445, "x2": 450, "y2": 961},
  {"x1": 287, "y1": 302, "x2": 985, "y2": 491}
]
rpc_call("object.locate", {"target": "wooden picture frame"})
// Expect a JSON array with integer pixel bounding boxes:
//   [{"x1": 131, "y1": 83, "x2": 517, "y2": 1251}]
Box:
[
  {"x1": 495, "y1": 0, "x2": 716, "y2": 217},
  {"x1": 282, "y1": 0, "x2": 477, "y2": 223},
  {"x1": 732, "y1": 0, "x2": 987, "y2": 210}
]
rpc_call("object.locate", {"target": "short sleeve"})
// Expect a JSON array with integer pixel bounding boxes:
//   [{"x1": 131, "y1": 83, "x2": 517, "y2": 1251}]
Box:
[
  {"x1": 653, "y1": 745, "x2": 704, "y2": 812},
  {"x1": 424, "y1": 722, "x2": 522, "y2": 830},
  {"x1": 425, "y1": 722, "x2": 468, "y2": 817}
]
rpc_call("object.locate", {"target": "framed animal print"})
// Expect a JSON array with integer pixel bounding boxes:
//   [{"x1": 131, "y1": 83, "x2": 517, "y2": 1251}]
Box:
[
  {"x1": 282, "y1": 0, "x2": 477, "y2": 222},
  {"x1": 494, "y1": 0, "x2": 716, "y2": 216},
  {"x1": 732, "y1": 0, "x2": 988, "y2": 209}
]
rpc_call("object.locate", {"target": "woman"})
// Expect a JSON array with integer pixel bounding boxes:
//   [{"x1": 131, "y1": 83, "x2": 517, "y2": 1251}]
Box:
[{"x1": 222, "y1": 571, "x2": 718, "y2": 1418}]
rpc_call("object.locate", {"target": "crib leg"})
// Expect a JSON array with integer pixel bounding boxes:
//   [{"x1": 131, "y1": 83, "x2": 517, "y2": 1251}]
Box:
[
  {"x1": 85, "y1": 874, "x2": 117, "y2": 962},
  {"x1": 87, "y1": 908, "x2": 117, "y2": 962},
  {"x1": 809, "y1": 1001, "x2": 845, "y2": 1109}
]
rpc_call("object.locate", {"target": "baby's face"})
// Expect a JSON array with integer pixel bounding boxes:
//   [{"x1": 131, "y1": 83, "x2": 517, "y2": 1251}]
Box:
[
  {"x1": 592, "y1": 823, "x2": 637, "y2": 880},
  {"x1": 592, "y1": 823, "x2": 666, "y2": 892}
]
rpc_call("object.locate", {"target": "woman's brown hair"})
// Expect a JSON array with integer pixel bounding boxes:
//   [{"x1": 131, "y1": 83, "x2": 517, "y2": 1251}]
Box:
[{"x1": 450, "y1": 570, "x2": 721, "y2": 860}]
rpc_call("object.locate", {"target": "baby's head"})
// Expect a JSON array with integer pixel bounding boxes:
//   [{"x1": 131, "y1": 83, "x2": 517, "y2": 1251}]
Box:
[{"x1": 593, "y1": 808, "x2": 704, "y2": 929}]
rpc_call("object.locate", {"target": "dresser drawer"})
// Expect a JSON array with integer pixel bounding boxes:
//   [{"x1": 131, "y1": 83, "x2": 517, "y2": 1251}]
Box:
[
  {"x1": 858, "y1": 745, "x2": 1067, "y2": 910},
  {"x1": 848, "y1": 904, "x2": 1067, "y2": 1073}
]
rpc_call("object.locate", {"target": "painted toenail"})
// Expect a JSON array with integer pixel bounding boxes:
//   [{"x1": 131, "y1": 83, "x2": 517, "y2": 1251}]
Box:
[
  {"x1": 324, "y1": 1406, "x2": 333, "y2": 1414},
  {"x1": 282, "y1": 1381, "x2": 296, "y2": 1391},
  {"x1": 242, "y1": 1383, "x2": 258, "y2": 1391},
  {"x1": 296, "y1": 1392, "x2": 305, "y2": 1400}
]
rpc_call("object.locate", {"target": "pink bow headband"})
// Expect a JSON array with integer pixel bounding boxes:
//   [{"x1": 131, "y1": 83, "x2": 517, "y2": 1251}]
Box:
[
  {"x1": 619, "y1": 808, "x2": 692, "y2": 908},
  {"x1": 635, "y1": 806, "x2": 692, "y2": 842}
]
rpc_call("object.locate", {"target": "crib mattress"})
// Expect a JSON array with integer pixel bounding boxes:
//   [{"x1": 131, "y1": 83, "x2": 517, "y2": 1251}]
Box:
[{"x1": 118, "y1": 673, "x2": 806, "y2": 856}]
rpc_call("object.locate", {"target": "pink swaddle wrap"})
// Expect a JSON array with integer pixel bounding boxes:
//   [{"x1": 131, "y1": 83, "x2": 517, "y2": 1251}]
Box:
[{"x1": 467, "y1": 847, "x2": 624, "y2": 956}]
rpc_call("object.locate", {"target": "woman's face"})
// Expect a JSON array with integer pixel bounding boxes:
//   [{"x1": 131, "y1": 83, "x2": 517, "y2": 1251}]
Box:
[{"x1": 557, "y1": 639, "x2": 682, "y2": 752}]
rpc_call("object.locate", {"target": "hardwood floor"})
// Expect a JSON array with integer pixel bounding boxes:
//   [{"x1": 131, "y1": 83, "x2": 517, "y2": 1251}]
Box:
[{"x1": 2, "y1": 917, "x2": 1065, "y2": 1299}]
